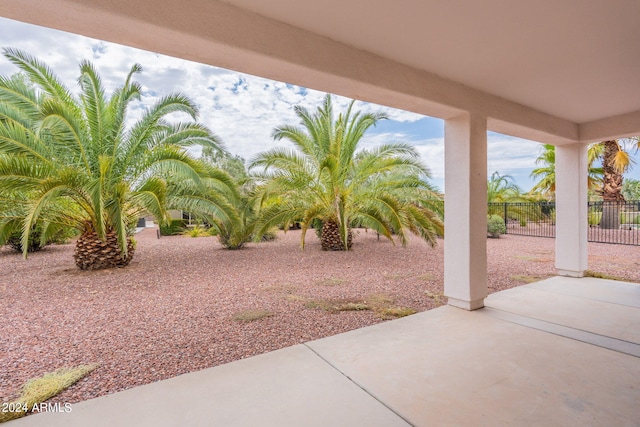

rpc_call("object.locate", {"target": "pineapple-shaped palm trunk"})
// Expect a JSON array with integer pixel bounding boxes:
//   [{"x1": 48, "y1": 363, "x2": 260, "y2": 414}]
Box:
[
  {"x1": 600, "y1": 140, "x2": 624, "y2": 229},
  {"x1": 320, "y1": 220, "x2": 353, "y2": 251},
  {"x1": 74, "y1": 224, "x2": 135, "y2": 270}
]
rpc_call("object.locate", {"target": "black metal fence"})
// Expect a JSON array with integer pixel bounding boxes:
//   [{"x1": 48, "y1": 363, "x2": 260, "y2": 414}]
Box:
[{"x1": 488, "y1": 201, "x2": 640, "y2": 246}]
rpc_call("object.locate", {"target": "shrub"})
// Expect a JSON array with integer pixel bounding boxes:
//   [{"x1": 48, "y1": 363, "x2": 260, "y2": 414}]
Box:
[
  {"x1": 487, "y1": 215, "x2": 506, "y2": 238},
  {"x1": 183, "y1": 225, "x2": 210, "y2": 238},
  {"x1": 519, "y1": 218, "x2": 527, "y2": 227},
  {"x1": 159, "y1": 219, "x2": 187, "y2": 236},
  {"x1": 5, "y1": 225, "x2": 77, "y2": 253}
]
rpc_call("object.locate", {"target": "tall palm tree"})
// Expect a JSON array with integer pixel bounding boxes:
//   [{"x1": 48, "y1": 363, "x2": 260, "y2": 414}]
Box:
[
  {"x1": 250, "y1": 94, "x2": 443, "y2": 251},
  {"x1": 598, "y1": 138, "x2": 639, "y2": 228},
  {"x1": 599, "y1": 139, "x2": 638, "y2": 201},
  {"x1": 0, "y1": 48, "x2": 225, "y2": 269}
]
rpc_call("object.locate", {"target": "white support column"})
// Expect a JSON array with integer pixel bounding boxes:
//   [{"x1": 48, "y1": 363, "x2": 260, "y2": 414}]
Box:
[
  {"x1": 444, "y1": 113, "x2": 488, "y2": 310},
  {"x1": 555, "y1": 143, "x2": 588, "y2": 277}
]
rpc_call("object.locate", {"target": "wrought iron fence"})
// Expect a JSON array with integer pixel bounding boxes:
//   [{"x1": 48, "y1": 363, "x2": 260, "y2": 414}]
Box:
[{"x1": 488, "y1": 201, "x2": 640, "y2": 245}]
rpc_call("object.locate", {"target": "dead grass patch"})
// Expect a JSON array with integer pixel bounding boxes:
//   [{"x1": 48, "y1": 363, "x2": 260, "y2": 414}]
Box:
[
  {"x1": 304, "y1": 293, "x2": 415, "y2": 319},
  {"x1": 261, "y1": 283, "x2": 299, "y2": 294},
  {"x1": 383, "y1": 273, "x2": 410, "y2": 280},
  {"x1": 514, "y1": 255, "x2": 552, "y2": 263},
  {"x1": 0, "y1": 364, "x2": 98, "y2": 423},
  {"x1": 315, "y1": 277, "x2": 346, "y2": 286},
  {"x1": 425, "y1": 290, "x2": 446, "y2": 304},
  {"x1": 510, "y1": 274, "x2": 548, "y2": 284},
  {"x1": 584, "y1": 270, "x2": 632, "y2": 282}
]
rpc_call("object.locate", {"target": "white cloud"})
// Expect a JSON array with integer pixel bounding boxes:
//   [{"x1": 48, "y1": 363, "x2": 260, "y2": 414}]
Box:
[{"x1": 5, "y1": 16, "x2": 636, "y2": 191}]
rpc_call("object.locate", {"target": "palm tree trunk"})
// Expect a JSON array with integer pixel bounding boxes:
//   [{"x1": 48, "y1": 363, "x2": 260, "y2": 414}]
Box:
[
  {"x1": 600, "y1": 140, "x2": 624, "y2": 229},
  {"x1": 74, "y1": 227, "x2": 135, "y2": 270},
  {"x1": 320, "y1": 220, "x2": 353, "y2": 251}
]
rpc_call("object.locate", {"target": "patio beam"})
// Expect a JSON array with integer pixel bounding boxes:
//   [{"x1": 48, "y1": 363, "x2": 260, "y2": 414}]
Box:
[
  {"x1": 555, "y1": 143, "x2": 588, "y2": 277},
  {"x1": 444, "y1": 113, "x2": 488, "y2": 310}
]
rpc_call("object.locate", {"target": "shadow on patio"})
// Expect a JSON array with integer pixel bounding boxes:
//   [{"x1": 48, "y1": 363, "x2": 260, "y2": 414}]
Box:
[{"x1": 11, "y1": 276, "x2": 640, "y2": 426}]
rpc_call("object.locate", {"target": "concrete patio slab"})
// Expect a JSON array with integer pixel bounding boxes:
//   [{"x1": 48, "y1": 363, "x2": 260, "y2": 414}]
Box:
[
  {"x1": 9, "y1": 277, "x2": 640, "y2": 426},
  {"x1": 485, "y1": 278, "x2": 640, "y2": 344},
  {"x1": 308, "y1": 305, "x2": 640, "y2": 426},
  {"x1": 526, "y1": 276, "x2": 640, "y2": 308},
  {"x1": 9, "y1": 345, "x2": 409, "y2": 427}
]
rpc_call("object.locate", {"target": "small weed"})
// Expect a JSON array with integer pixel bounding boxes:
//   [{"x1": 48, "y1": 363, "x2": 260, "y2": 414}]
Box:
[
  {"x1": 304, "y1": 293, "x2": 417, "y2": 320},
  {"x1": 425, "y1": 290, "x2": 446, "y2": 305},
  {"x1": 339, "y1": 302, "x2": 370, "y2": 311},
  {"x1": 384, "y1": 273, "x2": 409, "y2": 280},
  {"x1": 315, "y1": 277, "x2": 346, "y2": 286},
  {"x1": 0, "y1": 364, "x2": 98, "y2": 422},
  {"x1": 367, "y1": 293, "x2": 394, "y2": 306},
  {"x1": 584, "y1": 270, "x2": 629, "y2": 282},
  {"x1": 377, "y1": 307, "x2": 417, "y2": 319},
  {"x1": 233, "y1": 309, "x2": 274, "y2": 323},
  {"x1": 305, "y1": 299, "x2": 367, "y2": 312},
  {"x1": 514, "y1": 255, "x2": 552, "y2": 263},
  {"x1": 284, "y1": 294, "x2": 306, "y2": 302},
  {"x1": 510, "y1": 274, "x2": 546, "y2": 284},
  {"x1": 261, "y1": 283, "x2": 298, "y2": 294},
  {"x1": 418, "y1": 273, "x2": 435, "y2": 281}
]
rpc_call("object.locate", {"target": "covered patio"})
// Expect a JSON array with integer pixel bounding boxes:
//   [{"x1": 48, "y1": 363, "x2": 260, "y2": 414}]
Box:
[
  {"x1": 1, "y1": 0, "x2": 640, "y2": 424},
  {"x1": 11, "y1": 276, "x2": 640, "y2": 426}
]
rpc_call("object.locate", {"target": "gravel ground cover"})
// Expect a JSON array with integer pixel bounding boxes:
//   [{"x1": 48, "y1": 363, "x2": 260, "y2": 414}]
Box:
[{"x1": 1, "y1": 228, "x2": 639, "y2": 406}]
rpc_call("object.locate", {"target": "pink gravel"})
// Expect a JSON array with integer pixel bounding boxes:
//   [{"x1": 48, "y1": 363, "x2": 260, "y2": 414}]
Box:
[{"x1": 1, "y1": 228, "x2": 639, "y2": 405}]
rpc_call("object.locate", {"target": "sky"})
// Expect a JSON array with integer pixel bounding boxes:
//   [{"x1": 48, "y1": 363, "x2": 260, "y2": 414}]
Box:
[{"x1": 0, "y1": 16, "x2": 638, "y2": 192}]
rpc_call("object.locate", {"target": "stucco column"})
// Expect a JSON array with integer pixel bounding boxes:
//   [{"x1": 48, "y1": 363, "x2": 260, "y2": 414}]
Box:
[
  {"x1": 555, "y1": 143, "x2": 588, "y2": 277},
  {"x1": 444, "y1": 113, "x2": 487, "y2": 310}
]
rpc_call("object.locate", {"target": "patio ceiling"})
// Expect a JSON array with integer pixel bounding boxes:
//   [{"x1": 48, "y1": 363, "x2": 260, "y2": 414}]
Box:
[{"x1": 1, "y1": 0, "x2": 639, "y2": 143}]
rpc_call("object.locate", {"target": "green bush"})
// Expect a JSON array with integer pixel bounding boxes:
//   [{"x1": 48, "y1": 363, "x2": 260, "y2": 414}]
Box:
[
  {"x1": 519, "y1": 218, "x2": 527, "y2": 227},
  {"x1": 620, "y1": 211, "x2": 640, "y2": 225},
  {"x1": 588, "y1": 211, "x2": 602, "y2": 226},
  {"x1": 159, "y1": 219, "x2": 187, "y2": 236},
  {"x1": 487, "y1": 215, "x2": 506, "y2": 238},
  {"x1": 5, "y1": 225, "x2": 77, "y2": 253}
]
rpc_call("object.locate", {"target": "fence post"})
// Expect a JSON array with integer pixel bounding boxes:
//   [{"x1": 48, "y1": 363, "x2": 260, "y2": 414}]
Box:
[{"x1": 503, "y1": 203, "x2": 508, "y2": 235}]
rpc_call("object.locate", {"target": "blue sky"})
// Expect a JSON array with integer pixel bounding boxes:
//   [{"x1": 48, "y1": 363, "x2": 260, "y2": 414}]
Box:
[{"x1": 0, "y1": 17, "x2": 638, "y2": 192}]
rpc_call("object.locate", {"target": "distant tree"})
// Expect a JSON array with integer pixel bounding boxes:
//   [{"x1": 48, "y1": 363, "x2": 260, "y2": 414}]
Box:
[
  {"x1": 201, "y1": 146, "x2": 249, "y2": 186},
  {"x1": 486, "y1": 171, "x2": 538, "y2": 222},
  {"x1": 622, "y1": 178, "x2": 640, "y2": 201},
  {"x1": 487, "y1": 171, "x2": 526, "y2": 203}
]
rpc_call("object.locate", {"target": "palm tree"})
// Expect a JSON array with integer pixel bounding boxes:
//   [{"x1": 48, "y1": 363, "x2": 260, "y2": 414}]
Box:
[
  {"x1": 598, "y1": 138, "x2": 639, "y2": 228},
  {"x1": 486, "y1": 171, "x2": 540, "y2": 222},
  {"x1": 250, "y1": 94, "x2": 443, "y2": 251},
  {"x1": 529, "y1": 144, "x2": 603, "y2": 196},
  {"x1": 0, "y1": 48, "x2": 225, "y2": 269},
  {"x1": 599, "y1": 139, "x2": 638, "y2": 201}
]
